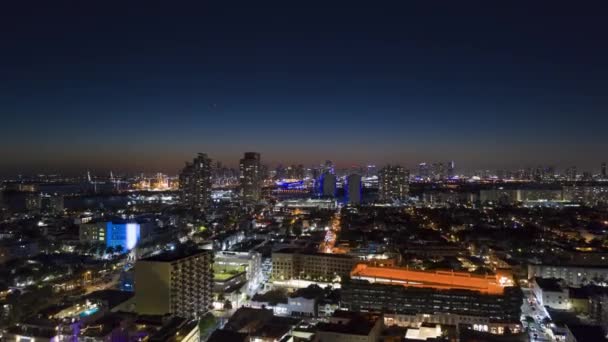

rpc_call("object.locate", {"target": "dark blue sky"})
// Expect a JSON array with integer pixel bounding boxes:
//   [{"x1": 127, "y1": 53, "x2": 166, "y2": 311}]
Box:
[{"x1": 1, "y1": 2, "x2": 607, "y2": 175}]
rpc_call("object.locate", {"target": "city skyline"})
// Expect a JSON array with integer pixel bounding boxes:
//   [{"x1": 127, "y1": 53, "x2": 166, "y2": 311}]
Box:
[
  {"x1": 2, "y1": 153, "x2": 608, "y2": 178},
  {"x1": 1, "y1": 2, "x2": 607, "y2": 175}
]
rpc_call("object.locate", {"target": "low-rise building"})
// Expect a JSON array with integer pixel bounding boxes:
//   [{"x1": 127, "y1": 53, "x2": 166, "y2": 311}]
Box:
[
  {"x1": 272, "y1": 249, "x2": 356, "y2": 281},
  {"x1": 315, "y1": 310, "x2": 383, "y2": 342},
  {"x1": 528, "y1": 264, "x2": 608, "y2": 287},
  {"x1": 532, "y1": 277, "x2": 570, "y2": 310}
]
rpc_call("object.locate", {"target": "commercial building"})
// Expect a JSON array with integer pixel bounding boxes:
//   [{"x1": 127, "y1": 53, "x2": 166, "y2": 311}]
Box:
[
  {"x1": 135, "y1": 249, "x2": 213, "y2": 318},
  {"x1": 528, "y1": 264, "x2": 608, "y2": 287},
  {"x1": 346, "y1": 174, "x2": 362, "y2": 205},
  {"x1": 79, "y1": 221, "x2": 107, "y2": 244},
  {"x1": 271, "y1": 249, "x2": 356, "y2": 281},
  {"x1": 378, "y1": 165, "x2": 409, "y2": 202},
  {"x1": 531, "y1": 277, "x2": 570, "y2": 310},
  {"x1": 239, "y1": 152, "x2": 262, "y2": 203},
  {"x1": 479, "y1": 188, "x2": 564, "y2": 204},
  {"x1": 342, "y1": 264, "x2": 522, "y2": 335},
  {"x1": 274, "y1": 198, "x2": 337, "y2": 210},
  {"x1": 179, "y1": 153, "x2": 213, "y2": 211},
  {"x1": 106, "y1": 222, "x2": 141, "y2": 250},
  {"x1": 79, "y1": 220, "x2": 150, "y2": 250},
  {"x1": 214, "y1": 251, "x2": 262, "y2": 293},
  {"x1": 563, "y1": 185, "x2": 608, "y2": 206}
]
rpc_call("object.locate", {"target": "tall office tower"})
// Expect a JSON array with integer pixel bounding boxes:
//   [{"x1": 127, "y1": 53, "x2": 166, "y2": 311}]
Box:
[
  {"x1": 323, "y1": 160, "x2": 335, "y2": 175},
  {"x1": 602, "y1": 162, "x2": 607, "y2": 179},
  {"x1": 366, "y1": 164, "x2": 377, "y2": 177},
  {"x1": 240, "y1": 152, "x2": 262, "y2": 203},
  {"x1": 179, "y1": 153, "x2": 213, "y2": 211},
  {"x1": 569, "y1": 166, "x2": 577, "y2": 181},
  {"x1": 320, "y1": 172, "x2": 336, "y2": 197},
  {"x1": 418, "y1": 162, "x2": 429, "y2": 180},
  {"x1": 295, "y1": 164, "x2": 305, "y2": 179},
  {"x1": 346, "y1": 174, "x2": 362, "y2": 205},
  {"x1": 447, "y1": 161, "x2": 455, "y2": 179},
  {"x1": 378, "y1": 165, "x2": 409, "y2": 202},
  {"x1": 135, "y1": 249, "x2": 214, "y2": 318},
  {"x1": 544, "y1": 166, "x2": 556, "y2": 181},
  {"x1": 275, "y1": 164, "x2": 286, "y2": 180},
  {"x1": 431, "y1": 162, "x2": 445, "y2": 180},
  {"x1": 533, "y1": 166, "x2": 543, "y2": 182}
]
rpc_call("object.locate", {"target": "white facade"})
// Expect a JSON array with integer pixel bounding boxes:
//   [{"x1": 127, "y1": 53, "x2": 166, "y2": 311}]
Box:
[
  {"x1": 529, "y1": 264, "x2": 608, "y2": 287},
  {"x1": 531, "y1": 278, "x2": 570, "y2": 310}
]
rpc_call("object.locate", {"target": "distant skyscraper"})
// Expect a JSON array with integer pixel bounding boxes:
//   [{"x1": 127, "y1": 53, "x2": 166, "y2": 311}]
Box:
[
  {"x1": 346, "y1": 174, "x2": 362, "y2": 205},
  {"x1": 366, "y1": 165, "x2": 377, "y2": 177},
  {"x1": 323, "y1": 160, "x2": 335, "y2": 175},
  {"x1": 447, "y1": 161, "x2": 455, "y2": 179},
  {"x1": 569, "y1": 166, "x2": 577, "y2": 181},
  {"x1": 418, "y1": 162, "x2": 429, "y2": 180},
  {"x1": 602, "y1": 162, "x2": 607, "y2": 179},
  {"x1": 378, "y1": 165, "x2": 409, "y2": 202},
  {"x1": 320, "y1": 172, "x2": 336, "y2": 197},
  {"x1": 179, "y1": 153, "x2": 212, "y2": 211},
  {"x1": 240, "y1": 152, "x2": 262, "y2": 203},
  {"x1": 431, "y1": 162, "x2": 445, "y2": 180}
]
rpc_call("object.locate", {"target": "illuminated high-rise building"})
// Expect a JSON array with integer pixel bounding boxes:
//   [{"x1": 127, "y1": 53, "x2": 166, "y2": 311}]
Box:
[
  {"x1": 431, "y1": 162, "x2": 445, "y2": 180},
  {"x1": 179, "y1": 153, "x2": 213, "y2": 211},
  {"x1": 379, "y1": 165, "x2": 409, "y2": 202},
  {"x1": 366, "y1": 164, "x2": 377, "y2": 177},
  {"x1": 602, "y1": 162, "x2": 607, "y2": 179},
  {"x1": 447, "y1": 161, "x2": 455, "y2": 179},
  {"x1": 418, "y1": 162, "x2": 429, "y2": 180},
  {"x1": 346, "y1": 174, "x2": 362, "y2": 205},
  {"x1": 240, "y1": 152, "x2": 262, "y2": 203},
  {"x1": 320, "y1": 172, "x2": 336, "y2": 197},
  {"x1": 323, "y1": 160, "x2": 335, "y2": 175}
]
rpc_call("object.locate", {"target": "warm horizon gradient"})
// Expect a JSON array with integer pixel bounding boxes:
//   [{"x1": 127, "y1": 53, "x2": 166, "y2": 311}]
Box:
[{"x1": 1, "y1": 2, "x2": 607, "y2": 176}]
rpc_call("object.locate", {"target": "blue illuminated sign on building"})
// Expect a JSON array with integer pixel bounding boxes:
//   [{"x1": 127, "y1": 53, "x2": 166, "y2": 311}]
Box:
[{"x1": 106, "y1": 222, "x2": 140, "y2": 250}]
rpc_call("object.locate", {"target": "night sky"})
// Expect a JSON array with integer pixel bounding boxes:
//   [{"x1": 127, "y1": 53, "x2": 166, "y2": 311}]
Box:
[{"x1": 1, "y1": 2, "x2": 607, "y2": 175}]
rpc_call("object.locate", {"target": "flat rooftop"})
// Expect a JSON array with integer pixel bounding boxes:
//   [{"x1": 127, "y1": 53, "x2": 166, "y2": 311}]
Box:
[
  {"x1": 142, "y1": 248, "x2": 211, "y2": 262},
  {"x1": 351, "y1": 264, "x2": 509, "y2": 295}
]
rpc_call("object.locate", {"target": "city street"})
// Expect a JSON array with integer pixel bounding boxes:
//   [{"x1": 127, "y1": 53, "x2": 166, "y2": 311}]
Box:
[{"x1": 521, "y1": 288, "x2": 554, "y2": 342}]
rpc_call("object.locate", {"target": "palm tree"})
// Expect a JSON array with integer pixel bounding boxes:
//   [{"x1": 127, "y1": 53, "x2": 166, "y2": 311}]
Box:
[
  {"x1": 115, "y1": 245, "x2": 124, "y2": 255},
  {"x1": 106, "y1": 246, "x2": 115, "y2": 256},
  {"x1": 96, "y1": 243, "x2": 106, "y2": 257}
]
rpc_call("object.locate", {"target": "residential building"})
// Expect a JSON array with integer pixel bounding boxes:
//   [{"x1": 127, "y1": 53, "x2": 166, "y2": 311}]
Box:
[
  {"x1": 272, "y1": 249, "x2": 356, "y2": 281},
  {"x1": 240, "y1": 152, "x2": 262, "y2": 203},
  {"x1": 378, "y1": 165, "x2": 409, "y2": 202},
  {"x1": 346, "y1": 174, "x2": 362, "y2": 205},
  {"x1": 135, "y1": 249, "x2": 213, "y2": 318},
  {"x1": 528, "y1": 264, "x2": 608, "y2": 287},
  {"x1": 179, "y1": 153, "x2": 213, "y2": 211}
]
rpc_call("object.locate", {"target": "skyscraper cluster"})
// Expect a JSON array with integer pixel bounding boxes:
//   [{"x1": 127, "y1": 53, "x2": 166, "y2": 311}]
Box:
[{"x1": 417, "y1": 161, "x2": 455, "y2": 180}]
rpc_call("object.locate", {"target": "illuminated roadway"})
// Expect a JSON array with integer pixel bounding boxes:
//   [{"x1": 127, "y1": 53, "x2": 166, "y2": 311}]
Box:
[{"x1": 320, "y1": 209, "x2": 341, "y2": 254}]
